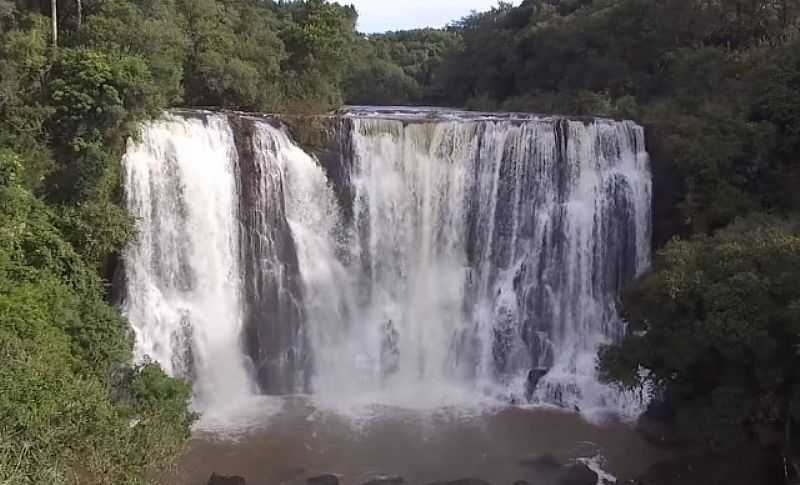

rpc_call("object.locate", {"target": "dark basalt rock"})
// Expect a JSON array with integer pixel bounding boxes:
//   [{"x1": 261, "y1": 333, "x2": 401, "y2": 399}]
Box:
[
  {"x1": 208, "y1": 472, "x2": 247, "y2": 485},
  {"x1": 525, "y1": 367, "x2": 550, "y2": 400},
  {"x1": 229, "y1": 115, "x2": 309, "y2": 394},
  {"x1": 558, "y1": 463, "x2": 598, "y2": 485},
  {"x1": 282, "y1": 114, "x2": 356, "y2": 224},
  {"x1": 361, "y1": 476, "x2": 405, "y2": 485},
  {"x1": 307, "y1": 474, "x2": 341, "y2": 485}
]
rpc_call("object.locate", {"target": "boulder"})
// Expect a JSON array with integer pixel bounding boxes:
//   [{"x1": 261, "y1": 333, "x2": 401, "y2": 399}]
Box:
[
  {"x1": 558, "y1": 463, "x2": 598, "y2": 485},
  {"x1": 308, "y1": 474, "x2": 341, "y2": 485},
  {"x1": 208, "y1": 473, "x2": 246, "y2": 485}
]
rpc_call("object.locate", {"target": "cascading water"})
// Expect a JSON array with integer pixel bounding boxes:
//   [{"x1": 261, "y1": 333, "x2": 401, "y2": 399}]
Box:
[
  {"x1": 121, "y1": 107, "x2": 651, "y2": 418},
  {"x1": 122, "y1": 113, "x2": 255, "y2": 406}
]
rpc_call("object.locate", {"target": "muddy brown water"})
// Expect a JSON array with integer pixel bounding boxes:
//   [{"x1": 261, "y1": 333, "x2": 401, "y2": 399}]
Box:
[{"x1": 165, "y1": 397, "x2": 668, "y2": 485}]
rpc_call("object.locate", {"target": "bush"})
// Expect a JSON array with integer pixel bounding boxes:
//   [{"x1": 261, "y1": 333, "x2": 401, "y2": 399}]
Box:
[{"x1": 0, "y1": 156, "x2": 193, "y2": 484}]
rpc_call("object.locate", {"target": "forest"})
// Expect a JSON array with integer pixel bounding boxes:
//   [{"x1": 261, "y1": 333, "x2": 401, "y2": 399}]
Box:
[{"x1": 1, "y1": 0, "x2": 800, "y2": 482}]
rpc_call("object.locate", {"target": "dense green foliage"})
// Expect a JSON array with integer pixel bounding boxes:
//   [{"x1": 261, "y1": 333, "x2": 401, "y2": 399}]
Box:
[
  {"x1": 0, "y1": 0, "x2": 357, "y2": 482},
  {"x1": 343, "y1": 28, "x2": 458, "y2": 105},
  {"x1": 0, "y1": 150, "x2": 194, "y2": 484},
  {"x1": 600, "y1": 216, "x2": 800, "y2": 447}
]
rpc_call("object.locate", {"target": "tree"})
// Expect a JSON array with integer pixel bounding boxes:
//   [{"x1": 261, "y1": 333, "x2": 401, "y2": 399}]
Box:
[
  {"x1": 50, "y1": 0, "x2": 56, "y2": 47},
  {"x1": 599, "y1": 216, "x2": 800, "y2": 448},
  {"x1": 278, "y1": 0, "x2": 357, "y2": 111},
  {"x1": 79, "y1": 0, "x2": 190, "y2": 106}
]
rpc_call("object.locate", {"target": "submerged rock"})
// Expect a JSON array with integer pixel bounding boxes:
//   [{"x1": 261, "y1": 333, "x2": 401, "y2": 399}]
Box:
[
  {"x1": 208, "y1": 473, "x2": 246, "y2": 485},
  {"x1": 308, "y1": 474, "x2": 341, "y2": 485},
  {"x1": 361, "y1": 476, "x2": 405, "y2": 485}
]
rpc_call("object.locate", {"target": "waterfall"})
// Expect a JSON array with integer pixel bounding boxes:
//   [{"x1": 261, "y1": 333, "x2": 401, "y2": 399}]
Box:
[
  {"x1": 121, "y1": 108, "x2": 651, "y2": 416},
  {"x1": 122, "y1": 113, "x2": 255, "y2": 406}
]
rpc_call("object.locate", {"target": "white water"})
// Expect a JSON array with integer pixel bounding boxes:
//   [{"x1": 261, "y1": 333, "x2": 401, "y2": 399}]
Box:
[
  {"x1": 122, "y1": 114, "x2": 255, "y2": 409},
  {"x1": 122, "y1": 109, "x2": 651, "y2": 422}
]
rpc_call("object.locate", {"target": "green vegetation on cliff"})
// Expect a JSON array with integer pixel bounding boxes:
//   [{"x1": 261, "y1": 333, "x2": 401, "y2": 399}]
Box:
[
  {"x1": 0, "y1": 149, "x2": 194, "y2": 484},
  {"x1": 600, "y1": 216, "x2": 800, "y2": 448},
  {"x1": 0, "y1": 0, "x2": 357, "y2": 482}
]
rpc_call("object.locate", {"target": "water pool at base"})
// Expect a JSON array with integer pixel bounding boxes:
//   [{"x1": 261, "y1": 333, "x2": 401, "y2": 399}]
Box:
[{"x1": 165, "y1": 398, "x2": 667, "y2": 485}]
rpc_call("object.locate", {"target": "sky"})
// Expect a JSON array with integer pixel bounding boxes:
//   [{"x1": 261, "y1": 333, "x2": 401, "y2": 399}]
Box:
[{"x1": 347, "y1": 0, "x2": 510, "y2": 34}]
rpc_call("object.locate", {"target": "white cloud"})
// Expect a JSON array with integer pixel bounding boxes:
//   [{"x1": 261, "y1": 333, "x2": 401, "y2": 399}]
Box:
[{"x1": 345, "y1": 0, "x2": 512, "y2": 33}]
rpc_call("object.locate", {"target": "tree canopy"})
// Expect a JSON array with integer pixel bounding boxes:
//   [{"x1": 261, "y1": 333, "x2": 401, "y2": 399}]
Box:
[{"x1": 600, "y1": 216, "x2": 800, "y2": 448}]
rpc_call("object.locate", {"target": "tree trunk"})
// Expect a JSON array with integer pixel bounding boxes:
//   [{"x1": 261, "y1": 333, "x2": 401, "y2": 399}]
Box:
[
  {"x1": 51, "y1": 0, "x2": 57, "y2": 48},
  {"x1": 76, "y1": 0, "x2": 81, "y2": 29}
]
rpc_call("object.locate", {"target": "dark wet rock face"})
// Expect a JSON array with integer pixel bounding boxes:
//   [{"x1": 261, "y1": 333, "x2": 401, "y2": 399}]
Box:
[
  {"x1": 526, "y1": 367, "x2": 550, "y2": 399},
  {"x1": 207, "y1": 473, "x2": 246, "y2": 485},
  {"x1": 229, "y1": 115, "x2": 308, "y2": 394}
]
